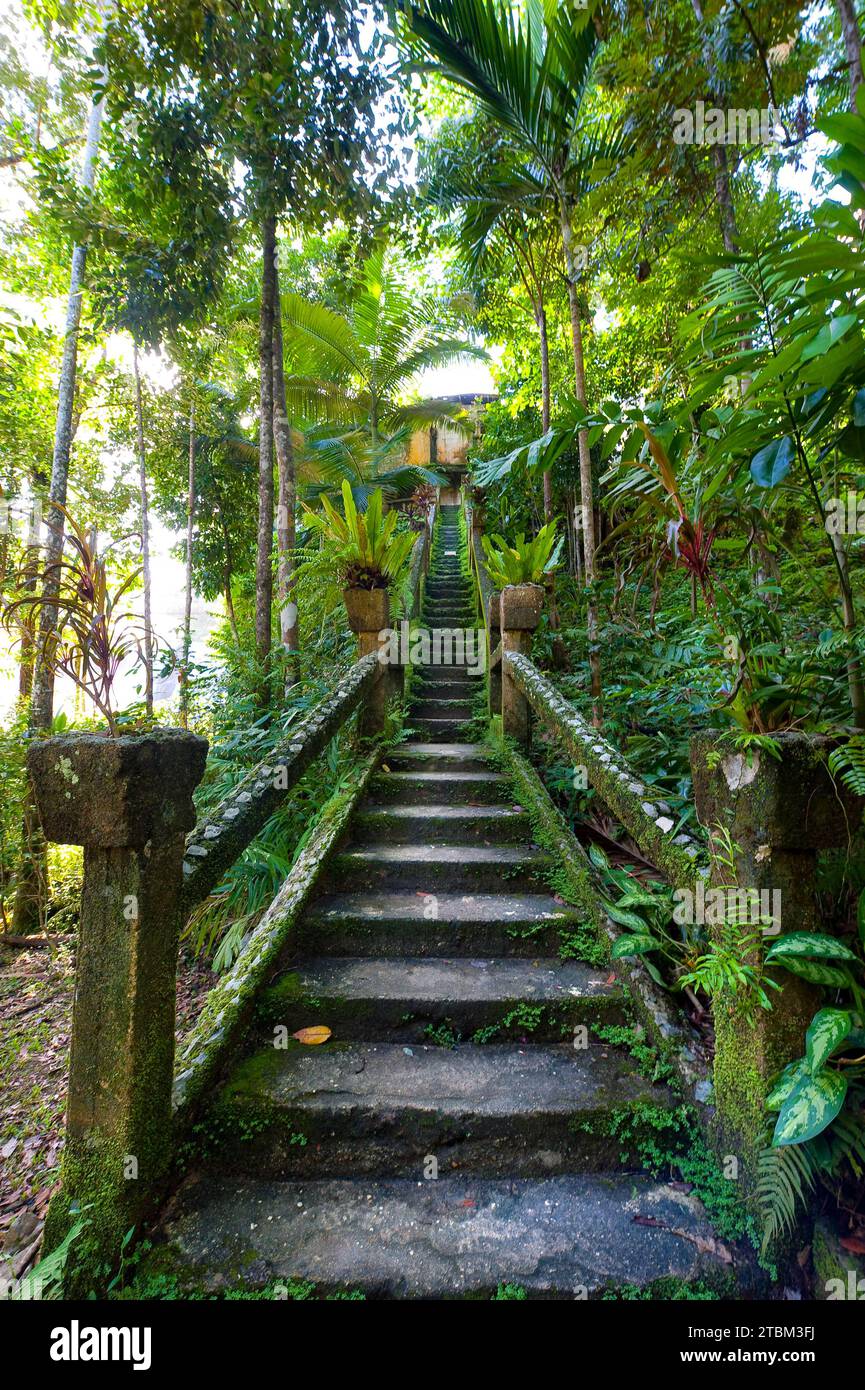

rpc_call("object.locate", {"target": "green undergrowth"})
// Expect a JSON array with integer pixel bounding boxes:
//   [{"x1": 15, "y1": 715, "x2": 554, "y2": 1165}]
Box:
[
  {"x1": 605, "y1": 1100, "x2": 763, "y2": 1257},
  {"x1": 108, "y1": 1240, "x2": 365, "y2": 1301},
  {"x1": 601, "y1": 1278, "x2": 720, "y2": 1301},
  {"x1": 591, "y1": 1022, "x2": 676, "y2": 1085}
]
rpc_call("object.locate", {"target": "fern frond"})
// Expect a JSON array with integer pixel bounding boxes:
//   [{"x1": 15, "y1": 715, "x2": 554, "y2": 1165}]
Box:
[
  {"x1": 829, "y1": 737, "x2": 865, "y2": 799},
  {"x1": 757, "y1": 1141, "x2": 818, "y2": 1254}
]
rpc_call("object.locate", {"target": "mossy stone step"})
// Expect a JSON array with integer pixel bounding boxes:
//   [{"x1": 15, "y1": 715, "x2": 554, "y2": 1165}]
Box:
[
  {"x1": 411, "y1": 717, "x2": 474, "y2": 740},
  {"x1": 367, "y1": 770, "x2": 509, "y2": 804},
  {"x1": 410, "y1": 680, "x2": 483, "y2": 701},
  {"x1": 203, "y1": 1041, "x2": 672, "y2": 1178},
  {"x1": 352, "y1": 805, "x2": 530, "y2": 845},
  {"x1": 256, "y1": 955, "x2": 624, "y2": 1040},
  {"x1": 297, "y1": 890, "x2": 588, "y2": 957},
  {"x1": 410, "y1": 701, "x2": 474, "y2": 721},
  {"x1": 155, "y1": 1173, "x2": 740, "y2": 1299},
  {"x1": 384, "y1": 742, "x2": 493, "y2": 772},
  {"x1": 410, "y1": 669, "x2": 480, "y2": 687},
  {"x1": 324, "y1": 843, "x2": 551, "y2": 892}
]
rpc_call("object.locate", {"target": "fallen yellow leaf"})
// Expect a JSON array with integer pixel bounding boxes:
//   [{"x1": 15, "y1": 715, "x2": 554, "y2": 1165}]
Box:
[{"x1": 292, "y1": 1026, "x2": 332, "y2": 1045}]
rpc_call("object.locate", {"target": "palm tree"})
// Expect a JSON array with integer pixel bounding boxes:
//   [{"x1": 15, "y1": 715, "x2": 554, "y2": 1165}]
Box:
[
  {"x1": 280, "y1": 245, "x2": 488, "y2": 449},
  {"x1": 297, "y1": 423, "x2": 443, "y2": 509},
  {"x1": 424, "y1": 118, "x2": 560, "y2": 513},
  {"x1": 404, "y1": 0, "x2": 627, "y2": 719}
]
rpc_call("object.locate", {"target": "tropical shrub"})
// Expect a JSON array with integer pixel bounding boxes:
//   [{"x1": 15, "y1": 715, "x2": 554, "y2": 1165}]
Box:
[
  {"x1": 301, "y1": 481, "x2": 417, "y2": 591},
  {"x1": 481, "y1": 521, "x2": 562, "y2": 588}
]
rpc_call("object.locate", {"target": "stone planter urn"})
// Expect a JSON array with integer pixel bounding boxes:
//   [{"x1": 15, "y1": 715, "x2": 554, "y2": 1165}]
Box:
[
  {"x1": 343, "y1": 585, "x2": 390, "y2": 636},
  {"x1": 689, "y1": 730, "x2": 864, "y2": 1180},
  {"x1": 29, "y1": 729, "x2": 207, "y2": 1285}
]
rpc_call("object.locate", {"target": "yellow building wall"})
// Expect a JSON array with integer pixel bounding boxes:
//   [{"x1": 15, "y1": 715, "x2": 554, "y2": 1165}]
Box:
[{"x1": 406, "y1": 424, "x2": 471, "y2": 469}]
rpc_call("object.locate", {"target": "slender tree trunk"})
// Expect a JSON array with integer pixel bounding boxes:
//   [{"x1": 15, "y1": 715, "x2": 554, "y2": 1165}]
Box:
[
  {"x1": 837, "y1": 0, "x2": 864, "y2": 108},
  {"x1": 224, "y1": 579, "x2": 241, "y2": 648},
  {"x1": 133, "y1": 343, "x2": 153, "y2": 717},
  {"x1": 535, "y1": 296, "x2": 565, "y2": 662},
  {"x1": 712, "y1": 144, "x2": 740, "y2": 253},
  {"x1": 29, "y1": 88, "x2": 105, "y2": 731},
  {"x1": 830, "y1": 528, "x2": 865, "y2": 727},
  {"x1": 15, "y1": 73, "x2": 105, "y2": 933},
  {"x1": 690, "y1": 0, "x2": 741, "y2": 253},
  {"x1": 179, "y1": 393, "x2": 196, "y2": 727},
  {"x1": 836, "y1": 0, "x2": 865, "y2": 228},
  {"x1": 272, "y1": 278, "x2": 299, "y2": 690},
  {"x1": 537, "y1": 301, "x2": 552, "y2": 518},
  {"x1": 16, "y1": 477, "x2": 43, "y2": 700},
  {"x1": 559, "y1": 200, "x2": 602, "y2": 721},
  {"x1": 255, "y1": 214, "x2": 277, "y2": 688}
]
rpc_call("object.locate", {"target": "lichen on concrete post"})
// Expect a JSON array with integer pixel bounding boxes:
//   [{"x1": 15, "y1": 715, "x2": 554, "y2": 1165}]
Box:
[
  {"x1": 500, "y1": 583, "x2": 543, "y2": 744},
  {"x1": 28, "y1": 729, "x2": 207, "y2": 1286},
  {"x1": 344, "y1": 587, "x2": 394, "y2": 738},
  {"x1": 690, "y1": 731, "x2": 863, "y2": 1185}
]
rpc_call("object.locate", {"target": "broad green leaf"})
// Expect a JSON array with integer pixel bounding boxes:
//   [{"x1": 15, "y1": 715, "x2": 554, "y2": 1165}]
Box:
[
  {"x1": 765, "y1": 932, "x2": 859, "y2": 963},
  {"x1": 603, "y1": 902, "x2": 649, "y2": 931},
  {"x1": 610, "y1": 934, "x2": 662, "y2": 959},
  {"x1": 616, "y1": 890, "x2": 661, "y2": 908},
  {"x1": 805, "y1": 1008, "x2": 852, "y2": 1074},
  {"x1": 773, "y1": 1069, "x2": 847, "y2": 1146},
  {"x1": 773, "y1": 957, "x2": 855, "y2": 988},
  {"x1": 750, "y1": 436, "x2": 794, "y2": 488},
  {"x1": 820, "y1": 112, "x2": 865, "y2": 146},
  {"x1": 766, "y1": 1059, "x2": 808, "y2": 1112},
  {"x1": 587, "y1": 842, "x2": 609, "y2": 870}
]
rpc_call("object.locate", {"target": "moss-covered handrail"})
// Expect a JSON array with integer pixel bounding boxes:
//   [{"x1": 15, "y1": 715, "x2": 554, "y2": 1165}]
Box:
[
  {"x1": 469, "y1": 516, "x2": 496, "y2": 637},
  {"x1": 173, "y1": 748, "x2": 381, "y2": 1121},
  {"x1": 406, "y1": 531, "x2": 426, "y2": 621},
  {"x1": 401, "y1": 505, "x2": 436, "y2": 622},
  {"x1": 504, "y1": 650, "x2": 706, "y2": 889},
  {"x1": 180, "y1": 651, "x2": 380, "y2": 915}
]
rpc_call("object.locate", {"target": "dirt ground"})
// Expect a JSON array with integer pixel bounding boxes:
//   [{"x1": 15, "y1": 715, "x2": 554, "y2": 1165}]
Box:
[{"x1": 0, "y1": 937, "x2": 216, "y2": 1283}]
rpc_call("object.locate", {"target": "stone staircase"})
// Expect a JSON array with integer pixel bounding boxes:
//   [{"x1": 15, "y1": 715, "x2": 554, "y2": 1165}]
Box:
[{"x1": 158, "y1": 507, "x2": 737, "y2": 1298}]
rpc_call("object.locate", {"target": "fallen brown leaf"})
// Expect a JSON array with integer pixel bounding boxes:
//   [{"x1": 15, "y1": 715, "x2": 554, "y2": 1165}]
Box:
[{"x1": 292, "y1": 1026, "x2": 332, "y2": 1045}]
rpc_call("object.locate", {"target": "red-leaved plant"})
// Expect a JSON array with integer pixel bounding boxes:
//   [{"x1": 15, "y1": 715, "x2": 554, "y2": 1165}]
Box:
[{"x1": 2, "y1": 507, "x2": 156, "y2": 735}]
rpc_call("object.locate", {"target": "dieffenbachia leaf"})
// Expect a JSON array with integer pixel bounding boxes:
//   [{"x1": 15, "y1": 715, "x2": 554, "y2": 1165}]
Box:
[
  {"x1": 610, "y1": 934, "x2": 662, "y2": 959},
  {"x1": 805, "y1": 1008, "x2": 852, "y2": 1074},
  {"x1": 765, "y1": 932, "x2": 859, "y2": 963},
  {"x1": 773, "y1": 1069, "x2": 848, "y2": 1146}
]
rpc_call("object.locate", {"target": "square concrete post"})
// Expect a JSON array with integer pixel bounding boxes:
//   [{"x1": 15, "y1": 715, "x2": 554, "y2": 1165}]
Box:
[
  {"x1": 345, "y1": 587, "x2": 400, "y2": 739},
  {"x1": 690, "y1": 731, "x2": 863, "y2": 1188},
  {"x1": 500, "y1": 583, "x2": 544, "y2": 744},
  {"x1": 27, "y1": 730, "x2": 207, "y2": 1283}
]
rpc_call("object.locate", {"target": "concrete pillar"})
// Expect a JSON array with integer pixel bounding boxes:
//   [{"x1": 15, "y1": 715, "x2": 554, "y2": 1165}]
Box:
[
  {"x1": 344, "y1": 587, "x2": 398, "y2": 738},
  {"x1": 690, "y1": 731, "x2": 863, "y2": 1183},
  {"x1": 488, "y1": 590, "x2": 502, "y2": 720},
  {"x1": 28, "y1": 730, "x2": 207, "y2": 1282},
  {"x1": 500, "y1": 583, "x2": 544, "y2": 743}
]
